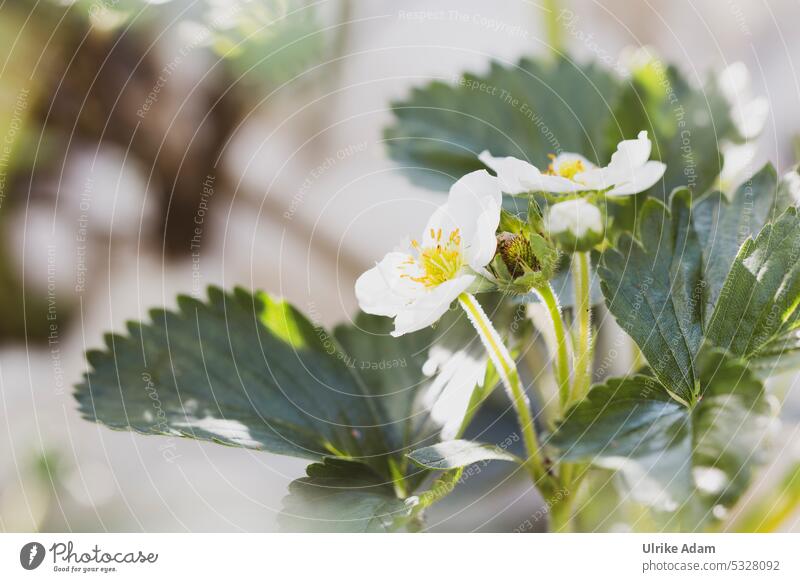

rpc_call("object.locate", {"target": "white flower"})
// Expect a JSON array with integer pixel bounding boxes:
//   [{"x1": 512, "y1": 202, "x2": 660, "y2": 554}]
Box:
[
  {"x1": 545, "y1": 198, "x2": 603, "y2": 239},
  {"x1": 355, "y1": 170, "x2": 501, "y2": 337},
  {"x1": 479, "y1": 131, "x2": 666, "y2": 196},
  {"x1": 718, "y1": 62, "x2": 769, "y2": 140},
  {"x1": 718, "y1": 142, "x2": 757, "y2": 193},
  {"x1": 421, "y1": 345, "x2": 488, "y2": 440},
  {"x1": 716, "y1": 62, "x2": 769, "y2": 193}
]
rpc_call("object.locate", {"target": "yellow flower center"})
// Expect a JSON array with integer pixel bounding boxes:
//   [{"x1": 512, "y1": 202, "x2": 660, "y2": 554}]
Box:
[
  {"x1": 546, "y1": 154, "x2": 585, "y2": 181},
  {"x1": 403, "y1": 228, "x2": 463, "y2": 288}
]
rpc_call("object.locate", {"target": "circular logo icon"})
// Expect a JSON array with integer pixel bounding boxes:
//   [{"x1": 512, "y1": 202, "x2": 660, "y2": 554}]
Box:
[{"x1": 20, "y1": 542, "x2": 46, "y2": 570}]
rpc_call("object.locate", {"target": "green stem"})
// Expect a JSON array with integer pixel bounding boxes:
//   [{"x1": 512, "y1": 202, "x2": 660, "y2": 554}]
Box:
[
  {"x1": 571, "y1": 252, "x2": 592, "y2": 401},
  {"x1": 458, "y1": 293, "x2": 546, "y2": 484},
  {"x1": 533, "y1": 284, "x2": 571, "y2": 409},
  {"x1": 543, "y1": 0, "x2": 565, "y2": 57},
  {"x1": 405, "y1": 470, "x2": 462, "y2": 531},
  {"x1": 549, "y1": 490, "x2": 574, "y2": 532}
]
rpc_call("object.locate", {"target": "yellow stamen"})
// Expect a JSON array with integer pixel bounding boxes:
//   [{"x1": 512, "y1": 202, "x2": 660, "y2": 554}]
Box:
[
  {"x1": 400, "y1": 228, "x2": 463, "y2": 288},
  {"x1": 546, "y1": 155, "x2": 585, "y2": 180}
]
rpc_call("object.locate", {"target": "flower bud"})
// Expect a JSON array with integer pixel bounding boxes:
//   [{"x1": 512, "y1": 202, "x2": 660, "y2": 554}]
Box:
[
  {"x1": 545, "y1": 198, "x2": 604, "y2": 252},
  {"x1": 489, "y1": 206, "x2": 558, "y2": 293},
  {"x1": 496, "y1": 232, "x2": 537, "y2": 278}
]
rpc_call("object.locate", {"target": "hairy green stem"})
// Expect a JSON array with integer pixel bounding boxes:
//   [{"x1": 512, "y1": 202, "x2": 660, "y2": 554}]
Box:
[
  {"x1": 417, "y1": 468, "x2": 464, "y2": 509},
  {"x1": 458, "y1": 293, "x2": 546, "y2": 484},
  {"x1": 572, "y1": 252, "x2": 592, "y2": 401},
  {"x1": 533, "y1": 284, "x2": 571, "y2": 409}
]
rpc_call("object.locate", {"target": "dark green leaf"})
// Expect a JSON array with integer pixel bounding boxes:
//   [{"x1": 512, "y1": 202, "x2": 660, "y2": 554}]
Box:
[
  {"x1": 706, "y1": 207, "x2": 800, "y2": 376},
  {"x1": 407, "y1": 439, "x2": 520, "y2": 470},
  {"x1": 279, "y1": 458, "x2": 409, "y2": 532},
  {"x1": 384, "y1": 55, "x2": 739, "y2": 196},
  {"x1": 548, "y1": 348, "x2": 772, "y2": 527},
  {"x1": 76, "y1": 287, "x2": 441, "y2": 477},
  {"x1": 333, "y1": 312, "x2": 441, "y2": 455},
  {"x1": 599, "y1": 189, "x2": 704, "y2": 403},
  {"x1": 548, "y1": 374, "x2": 684, "y2": 461},
  {"x1": 612, "y1": 62, "x2": 737, "y2": 195},
  {"x1": 384, "y1": 57, "x2": 623, "y2": 191},
  {"x1": 602, "y1": 168, "x2": 800, "y2": 384},
  {"x1": 692, "y1": 164, "x2": 787, "y2": 319}
]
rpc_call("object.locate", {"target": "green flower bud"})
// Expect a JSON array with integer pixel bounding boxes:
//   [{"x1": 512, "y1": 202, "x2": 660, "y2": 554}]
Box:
[
  {"x1": 496, "y1": 232, "x2": 538, "y2": 278},
  {"x1": 490, "y1": 205, "x2": 559, "y2": 293}
]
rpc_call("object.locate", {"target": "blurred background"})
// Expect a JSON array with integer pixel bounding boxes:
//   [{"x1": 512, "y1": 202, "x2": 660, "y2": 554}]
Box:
[{"x1": 1, "y1": 0, "x2": 799, "y2": 532}]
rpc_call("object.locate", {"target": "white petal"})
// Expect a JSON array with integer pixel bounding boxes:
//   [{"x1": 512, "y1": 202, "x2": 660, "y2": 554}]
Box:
[
  {"x1": 734, "y1": 97, "x2": 769, "y2": 140},
  {"x1": 428, "y1": 170, "x2": 502, "y2": 269},
  {"x1": 545, "y1": 198, "x2": 602, "y2": 238},
  {"x1": 447, "y1": 170, "x2": 502, "y2": 223},
  {"x1": 718, "y1": 63, "x2": 768, "y2": 139},
  {"x1": 578, "y1": 130, "x2": 653, "y2": 189},
  {"x1": 606, "y1": 161, "x2": 666, "y2": 196},
  {"x1": 718, "y1": 62, "x2": 750, "y2": 104},
  {"x1": 478, "y1": 151, "x2": 541, "y2": 195},
  {"x1": 479, "y1": 150, "x2": 593, "y2": 193},
  {"x1": 391, "y1": 274, "x2": 474, "y2": 337},
  {"x1": 423, "y1": 203, "x2": 459, "y2": 247},
  {"x1": 523, "y1": 172, "x2": 592, "y2": 193},
  {"x1": 467, "y1": 208, "x2": 501, "y2": 269},
  {"x1": 615, "y1": 130, "x2": 653, "y2": 169},
  {"x1": 355, "y1": 252, "x2": 420, "y2": 316},
  {"x1": 719, "y1": 142, "x2": 757, "y2": 191},
  {"x1": 422, "y1": 345, "x2": 488, "y2": 440}
]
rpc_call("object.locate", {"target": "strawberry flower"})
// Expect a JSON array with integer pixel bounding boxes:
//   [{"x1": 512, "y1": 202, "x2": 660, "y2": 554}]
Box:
[
  {"x1": 355, "y1": 171, "x2": 501, "y2": 337},
  {"x1": 479, "y1": 131, "x2": 666, "y2": 197}
]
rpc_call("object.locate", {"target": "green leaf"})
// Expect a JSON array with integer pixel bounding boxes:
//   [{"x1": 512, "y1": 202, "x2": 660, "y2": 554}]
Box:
[
  {"x1": 384, "y1": 55, "x2": 739, "y2": 196},
  {"x1": 706, "y1": 207, "x2": 800, "y2": 375},
  {"x1": 601, "y1": 168, "x2": 800, "y2": 384},
  {"x1": 407, "y1": 439, "x2": 521, "y2": 470},
  {"x1": 278, "y1": 458, "x2": 409, "y2": 532},
  {"x1": 75, "y1": 287, "x2": 442, "y2": 477},
  {"x1": 384, "y1": 57, "x2": 623, "y2": 191},
  {"x1": 612, "y1": 62, "x2": 737, "y2": 195},
  {"x1": 598, "y1": 189, "x2": 704, "y2": 403},
  {"x1": 333, "y1": 312, "x2": 441, "y2": 455},
  {"x1": 548, "y1": 374, "x2": 684, "y2": 461},
  {"x1": 548, "y1": 348, "x2": 772, "y2": 526},
  {"x1": 692, "y1": 164, "x2": 788, "y2": 319}
]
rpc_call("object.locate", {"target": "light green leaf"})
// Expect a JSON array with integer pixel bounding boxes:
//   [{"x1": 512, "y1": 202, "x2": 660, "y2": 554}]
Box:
[
  {"x1": 75, "y1": 287, "x2": 441, "y2": 477},
  {"x1": 548, "y1": 349, "x2": 772, "y2": 527},
  {"x1": 599, "y1": 189, "x2": 704, "y2": 403},
  {"x1": 279, "y1": 458, "x2": 409, "y2": 533},
  {"x1": 407, "y1": 439, "x2": 521, "y2": 470}
]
